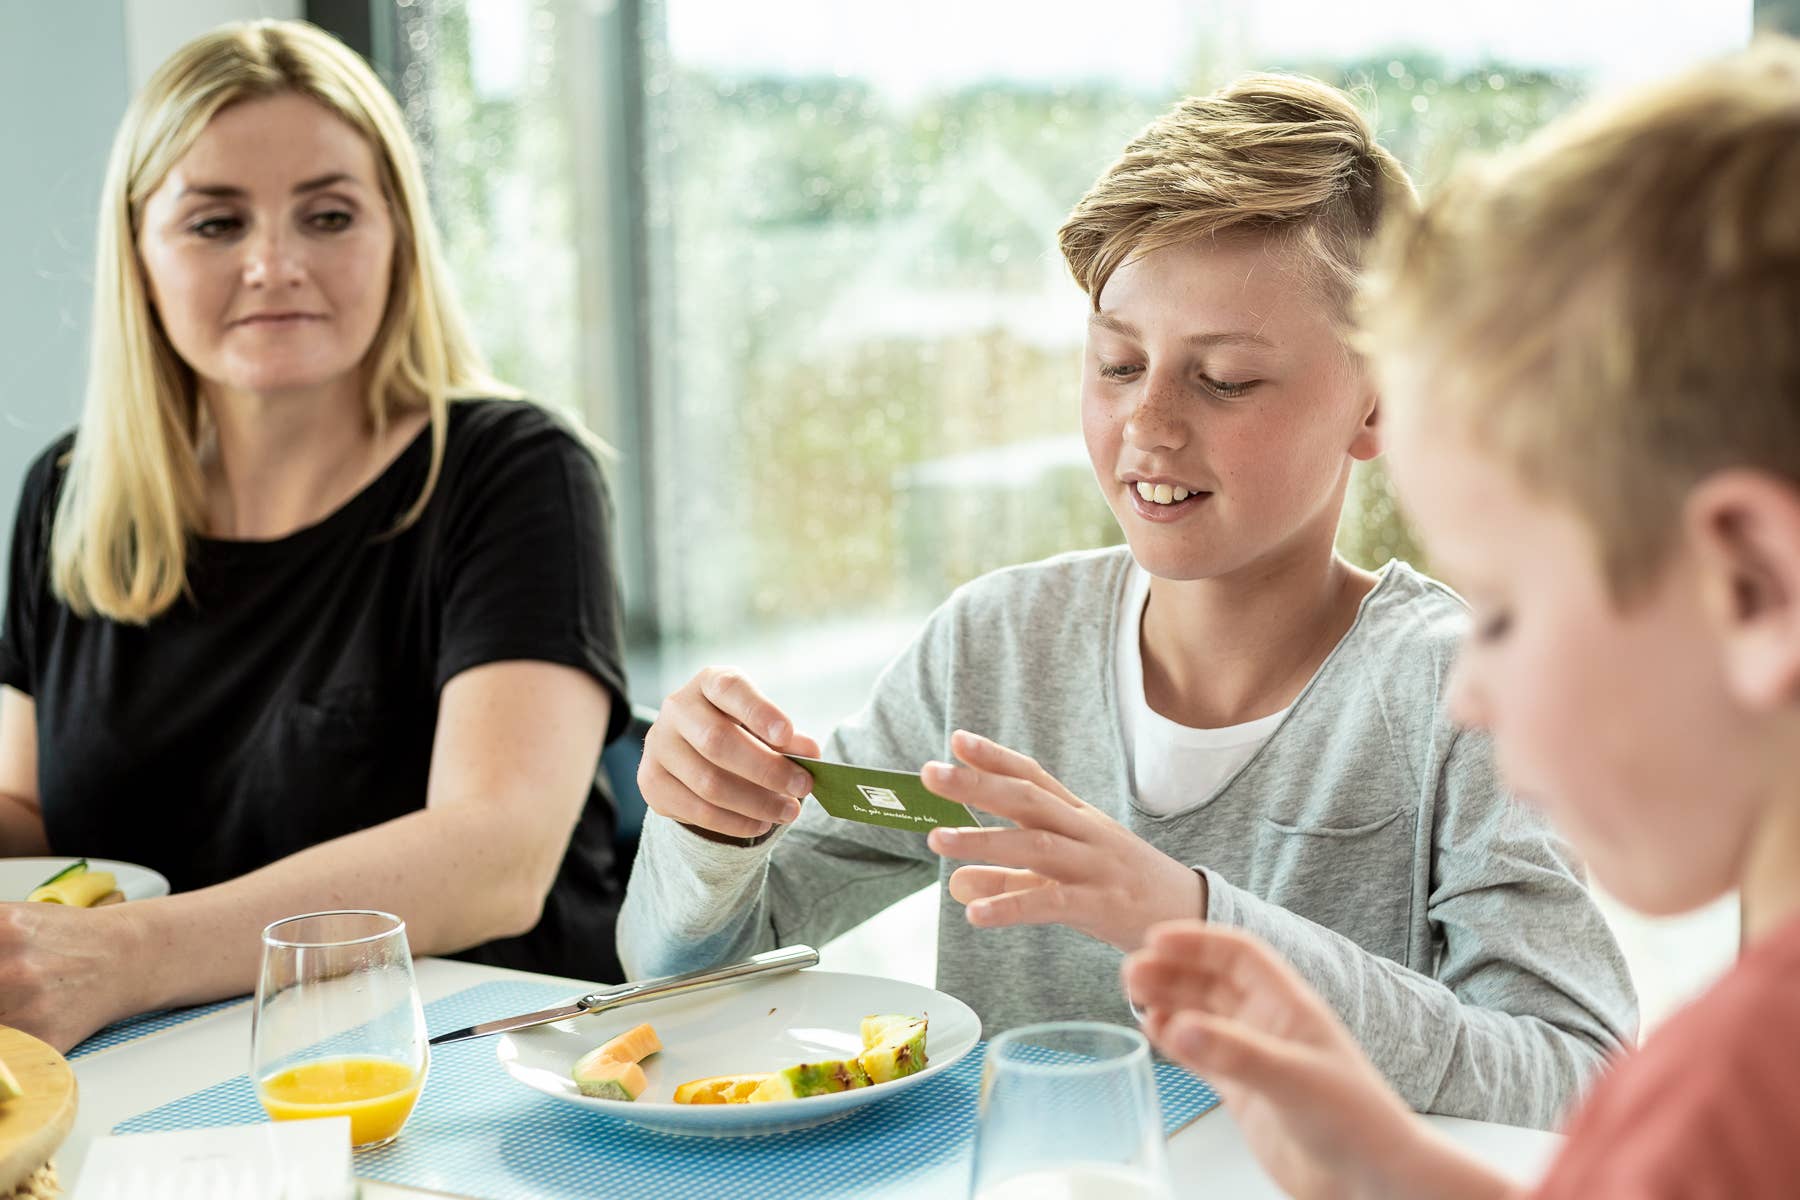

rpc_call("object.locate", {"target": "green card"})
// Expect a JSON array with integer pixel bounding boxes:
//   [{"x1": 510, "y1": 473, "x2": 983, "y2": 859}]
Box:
[{"x1": 786, "y1": 755, "x2": 983, "y2": 833}]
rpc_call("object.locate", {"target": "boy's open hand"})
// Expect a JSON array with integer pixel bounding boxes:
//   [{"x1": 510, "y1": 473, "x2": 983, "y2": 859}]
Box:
[
  {"x1": 922, "y1": 729, "x2": 1202, "y2": 951},
  {"x1": 1123, "y1": 922, "x2": 1513, "y2": 1200}
]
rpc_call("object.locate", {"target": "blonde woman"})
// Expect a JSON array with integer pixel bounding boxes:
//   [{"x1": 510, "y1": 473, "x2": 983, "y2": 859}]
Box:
[
  {"x1": 621, "y1": 75, "x2": 1637, "y2": 1128},
  {"x1": 0, "y1": 20, "x2": 628, "y2": 1051}
]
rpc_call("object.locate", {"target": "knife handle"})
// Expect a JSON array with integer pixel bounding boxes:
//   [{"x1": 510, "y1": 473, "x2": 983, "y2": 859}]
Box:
[{"x1": 578, "y1": 944, "x2": 820, "y2": 1014}]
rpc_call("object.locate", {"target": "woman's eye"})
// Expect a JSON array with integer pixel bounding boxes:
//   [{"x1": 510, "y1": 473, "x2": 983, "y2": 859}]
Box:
[
  {"x1": 1098, "y1": 363, "x2": 1142, "y2": 381},
  {"x1": 308, "y1": 210, "x2": 353, "y2": 232},
  {"x1": 190, "y1": 216, "x2": 241, "y2": 238},
  {"x1": 1203, "y1": 376, "x2": 1259, "y2": 399}
]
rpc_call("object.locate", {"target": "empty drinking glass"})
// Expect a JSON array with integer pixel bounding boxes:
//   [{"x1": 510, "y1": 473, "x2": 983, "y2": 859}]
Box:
[{"x1": 969, "y1": 1021, "x2": 1173, "y2": 1200}]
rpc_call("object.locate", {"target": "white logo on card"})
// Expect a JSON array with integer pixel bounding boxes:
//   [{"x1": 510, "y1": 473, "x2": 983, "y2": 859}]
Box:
[{"x1": 856, "y1": 785, "x2": 906, "y2": 812}]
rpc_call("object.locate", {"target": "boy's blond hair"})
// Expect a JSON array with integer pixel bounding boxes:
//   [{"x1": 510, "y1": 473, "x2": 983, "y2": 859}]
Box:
[
  {"x1": 1058, "y1": 73, "x2": 1418, "y2": 316},
  {"x1": 1362, "y1": 40, "x2": 1800, "y2": 597}
]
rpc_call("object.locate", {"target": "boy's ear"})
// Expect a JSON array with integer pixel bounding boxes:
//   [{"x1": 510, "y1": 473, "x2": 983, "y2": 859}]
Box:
[
  {"x1": 1348, "y1": 381, "x2": 1382, "y2": 463},
  {"x1": 1686, "y1": 469, "x2": 1800, "y2": 709}
]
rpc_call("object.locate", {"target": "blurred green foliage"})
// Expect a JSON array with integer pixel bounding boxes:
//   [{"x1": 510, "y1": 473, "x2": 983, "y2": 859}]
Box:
[{"x1": 413, "y1": 3, "x2": 1584, "y2": 634}]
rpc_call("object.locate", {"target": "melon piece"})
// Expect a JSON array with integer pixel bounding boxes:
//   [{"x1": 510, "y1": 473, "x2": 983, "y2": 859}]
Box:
[
  {"x1": 0, "y1": 1058, "x2": 21, "y2": 1101},
  {"x1": 746, "y1": 1058, "x2": 871, "y2": 1103},
  {"x1": 593, "y1": 1022, "x2": 662, "y2": 1065},
  {"x1": 673, "y1": 1072, "x2": 771, "y2": 1105},
  {"x1": 570, "y1": 1022, "x2": 661, "y2": 1101},
  {"x1": 857, "y1": 1015, "x2": 928, "y2": 1083},
  {"x1": 572, "y1": 1054, "x2": 648, "y2": 1101}
]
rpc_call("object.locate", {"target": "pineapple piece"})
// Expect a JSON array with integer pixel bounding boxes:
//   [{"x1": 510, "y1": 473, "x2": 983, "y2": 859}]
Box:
[
  {"x1": 857, "y1": 1016, "x2": 928, "y2": 1083},
  {"x1": 0, "y1": 1058, "x2": 21, "y2": 1101},
  {"x1": 746, "y1": 1058, "x2": 871, "y2": 1103},
  {"x1": 859, "y1": 1014, "x2": 920, "y2": 1050}
]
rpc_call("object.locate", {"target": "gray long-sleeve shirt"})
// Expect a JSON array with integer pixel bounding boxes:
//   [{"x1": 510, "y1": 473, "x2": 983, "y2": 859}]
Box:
[{"x1": 619, "y1": 548, "x2": 1637, "y2": 1128}]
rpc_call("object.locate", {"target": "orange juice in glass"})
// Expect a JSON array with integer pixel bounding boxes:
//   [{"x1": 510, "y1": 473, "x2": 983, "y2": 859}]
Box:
[{"x1": 253, "y1": 910, "x2": 429, "y2": 1150}]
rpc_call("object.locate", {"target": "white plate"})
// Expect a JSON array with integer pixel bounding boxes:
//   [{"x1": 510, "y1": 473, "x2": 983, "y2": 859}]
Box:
[
  {"x1": 0, "y1": 857, "x2": 171, "y2": 903},
  {"x1": 497, "y1": 969, "x2": 981, "y2": 1137}
]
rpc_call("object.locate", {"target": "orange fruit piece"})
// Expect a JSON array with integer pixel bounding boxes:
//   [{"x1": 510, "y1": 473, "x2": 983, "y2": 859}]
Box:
[{"x1": 673, "y1": 1073, "x2": 771, "y2": 1105}]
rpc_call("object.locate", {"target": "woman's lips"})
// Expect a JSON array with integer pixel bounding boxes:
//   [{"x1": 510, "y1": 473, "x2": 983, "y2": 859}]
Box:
[{"x1": 232, "y1": 312, "x2": 323, "y2": 328}]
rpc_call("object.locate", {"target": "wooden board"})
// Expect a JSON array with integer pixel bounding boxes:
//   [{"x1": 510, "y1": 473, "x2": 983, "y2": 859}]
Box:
[{"x1": 0, "y1": 1027, "x2": 76, "y2": 1191}]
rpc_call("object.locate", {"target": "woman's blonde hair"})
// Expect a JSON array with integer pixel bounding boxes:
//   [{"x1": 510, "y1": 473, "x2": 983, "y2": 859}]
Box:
[
  {"x1": 54, "y1": 18, "x2": 513, "y2": 624},
  {"x1": 1361, "y1": 39, "x2": 1800, "y2": 598},
  {"x1": 1058, "y1": 73, "x2": 1418, "y2": 317}
]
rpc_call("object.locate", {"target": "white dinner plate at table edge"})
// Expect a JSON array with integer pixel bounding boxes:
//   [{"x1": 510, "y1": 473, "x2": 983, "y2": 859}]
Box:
[
  {"x1": 0, "y1": 857, "x2": 170, "y2": 903},
  {"x1": 496, "y1": 969, "x2": 982, "y2": 1137}
]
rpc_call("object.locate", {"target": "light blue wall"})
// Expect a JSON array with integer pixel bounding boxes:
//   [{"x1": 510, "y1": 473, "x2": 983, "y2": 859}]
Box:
[{"x1": 0, "y1": 1, "x2": 130, "y2": 588}]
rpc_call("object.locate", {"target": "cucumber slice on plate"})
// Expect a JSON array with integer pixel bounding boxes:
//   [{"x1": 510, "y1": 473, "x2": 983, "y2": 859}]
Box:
[{"x1": 33, "y1": 859, "x2": 88, "y2": 890}]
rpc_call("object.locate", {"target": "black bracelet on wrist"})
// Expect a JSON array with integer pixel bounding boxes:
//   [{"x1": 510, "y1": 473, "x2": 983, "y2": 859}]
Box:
[{"x1": 680, "y1": 821, "x2": 777, "y2": 849}]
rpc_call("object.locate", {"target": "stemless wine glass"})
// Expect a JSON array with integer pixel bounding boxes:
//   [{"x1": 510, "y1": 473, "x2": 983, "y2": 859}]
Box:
[
  {"x1": 969, "y1": 1021, "x2": 1173, "y2": 1200},
  {"x1": 252, "y1": 910, "x2": 429, "y2": 1150}
]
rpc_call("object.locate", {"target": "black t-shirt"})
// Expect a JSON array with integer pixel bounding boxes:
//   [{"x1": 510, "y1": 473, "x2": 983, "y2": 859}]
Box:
[{"x1": 0, "y1": 398, "x2": 631, "y2": 981}]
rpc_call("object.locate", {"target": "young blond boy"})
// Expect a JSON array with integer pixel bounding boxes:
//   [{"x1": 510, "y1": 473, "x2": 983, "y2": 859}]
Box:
[
  {"x1": 622, "y1": 76, "x2": 1635, "y2": 1128},
  {"x1": 1125, "y1": 40, "x2": 1800, "y2": 1197}
]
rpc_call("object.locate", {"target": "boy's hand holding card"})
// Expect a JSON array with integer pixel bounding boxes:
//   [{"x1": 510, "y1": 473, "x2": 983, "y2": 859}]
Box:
[{"x1": 786, "y1": 755, "x2": 982, "y2": 832}]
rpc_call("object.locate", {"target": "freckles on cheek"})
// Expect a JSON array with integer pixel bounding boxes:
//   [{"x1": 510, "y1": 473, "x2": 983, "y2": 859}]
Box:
[{"x1": 1211, "y1": 431, "x2": 1278, "y2": 491}]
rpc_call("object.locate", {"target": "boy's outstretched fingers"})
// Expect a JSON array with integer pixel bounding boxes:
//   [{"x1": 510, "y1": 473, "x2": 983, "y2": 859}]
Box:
[
  {"x1": 945, "y1": 864, "x2": 1049, "y2": 906},
  {"x1": 922, "y1": 734, "x2": 1205, "y2": 951},
  {"x1": 947, "y1": 729, "x2": 1085, "y2": 806}
]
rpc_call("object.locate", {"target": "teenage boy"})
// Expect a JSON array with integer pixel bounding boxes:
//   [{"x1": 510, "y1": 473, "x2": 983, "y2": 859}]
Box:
[{"x1": 621, "y1": 74, "x2": 1636, "y2": 1128}]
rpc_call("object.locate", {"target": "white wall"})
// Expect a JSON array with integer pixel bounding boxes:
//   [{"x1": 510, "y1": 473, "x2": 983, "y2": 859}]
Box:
[
  {"x1": 0, "y1": 0, "x2": 130, "y2": 565},
  {"x1": 125, "y1": 0, "x2": 300, "y2": 91}
]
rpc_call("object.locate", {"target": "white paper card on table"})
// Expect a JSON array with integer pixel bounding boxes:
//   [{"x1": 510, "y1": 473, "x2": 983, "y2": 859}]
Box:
[{"x1": 72, "y1": 1116, "x2": 354, "y2": 1200}]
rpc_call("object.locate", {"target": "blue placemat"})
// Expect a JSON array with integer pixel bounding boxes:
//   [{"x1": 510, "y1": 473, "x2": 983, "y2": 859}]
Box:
[
  {"x1": 70, "y1": 996, "x2": 249, "y2": 1060},
  {"x1": 116, "y1": 980, "x2": 1220, "y2": 1199}
]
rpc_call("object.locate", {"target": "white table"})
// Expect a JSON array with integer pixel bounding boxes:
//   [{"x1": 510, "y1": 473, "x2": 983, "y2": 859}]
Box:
[{"x1": 60, "y1": 957, "x2": 1563, "y2": 1198}]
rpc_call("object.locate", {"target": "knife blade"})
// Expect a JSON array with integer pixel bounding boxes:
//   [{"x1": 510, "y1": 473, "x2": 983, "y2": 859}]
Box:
[{"x1": 427, "y1": 943, "x2": 821, "y2": 1046}]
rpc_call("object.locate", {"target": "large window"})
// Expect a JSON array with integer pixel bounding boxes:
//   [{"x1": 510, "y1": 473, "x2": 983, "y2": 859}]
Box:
[
  {"x1": 394, "y1": 0, "x2": 1750, "y2": 1013},
  {"x1": 400, "y1": 0, "x2": 1749, "y2": 730}
]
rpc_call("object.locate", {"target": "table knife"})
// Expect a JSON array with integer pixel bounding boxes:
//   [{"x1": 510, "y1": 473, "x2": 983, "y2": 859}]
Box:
[{"x1": 427, "y1": 944, "x2": 820, "y2": 1046}]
